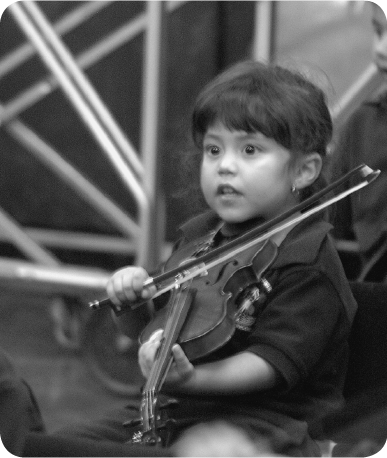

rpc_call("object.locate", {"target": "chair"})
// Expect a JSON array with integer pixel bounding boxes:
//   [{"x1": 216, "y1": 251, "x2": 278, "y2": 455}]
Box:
[{"x1": 321, "y1": 281, "x2": 387, "y2": 456}]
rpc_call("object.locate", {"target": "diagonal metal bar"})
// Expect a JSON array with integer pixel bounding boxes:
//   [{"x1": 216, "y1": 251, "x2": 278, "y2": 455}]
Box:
[
  {"x1": 0, "y1": 13, "x2": 149, "y2": 124},
  {"x1": 7, "y1": 1, "x2": 148, "y2": 214},
  {"x1": 0, "y1": 1, "x2": 184, "y2": 126},
  {"x1": 4, "y1": 117, "x2": 140, "y2": 239},
  {"x1": 0, "y1": 206, "x2": 60, "y2": 266},
  {"x1": 0, "y1": 1, "x2": 111, "y2": 79},
  {"x1": 0, "y1": 0, "x2": 190, "y2": 78},
  {"x1": 30, "y1": 1, "x2": 144, "y2": 179},
  {"x1": 5, "y1": 2, "x2": 144, "y2": 182},
  {"x1": 330, "y1": 63, "x2": 386, "y2": 130},
  {"x1": 2, "y1": 1, "x2": 184, "y2": 270}
]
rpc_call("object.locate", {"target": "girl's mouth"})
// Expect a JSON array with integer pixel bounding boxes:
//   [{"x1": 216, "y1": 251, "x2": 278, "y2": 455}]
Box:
[{"x1": 217, "y1": 184, "x2": 241, "y2": 197}]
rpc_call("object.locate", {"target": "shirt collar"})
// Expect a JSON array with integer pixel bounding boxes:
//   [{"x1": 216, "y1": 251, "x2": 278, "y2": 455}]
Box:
[{"x1": 180, "y1": 210, "x2": 332, "y2": 269}]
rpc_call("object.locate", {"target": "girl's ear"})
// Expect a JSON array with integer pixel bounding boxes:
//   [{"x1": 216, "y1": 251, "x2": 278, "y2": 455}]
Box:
[{"x1": 294, "y1": 153, "x2": 322, "y2": 190}]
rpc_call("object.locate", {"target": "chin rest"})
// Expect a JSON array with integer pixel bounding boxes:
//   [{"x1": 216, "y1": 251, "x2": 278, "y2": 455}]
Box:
[
  {"x1": 21, "y1": 433, "x2": 173, "y2": 458},
  {"x1": 321, "y1": 281, "x2": 387, "y2": 456}
]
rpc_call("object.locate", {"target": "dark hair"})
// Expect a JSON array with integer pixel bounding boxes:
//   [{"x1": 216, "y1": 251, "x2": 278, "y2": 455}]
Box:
[{"x1": 191, "y1": 60, "x2": 333, "y2": 200}]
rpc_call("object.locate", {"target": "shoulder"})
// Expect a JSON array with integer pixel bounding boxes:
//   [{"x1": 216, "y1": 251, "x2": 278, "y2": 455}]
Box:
[
  {"x1": 271, "y1": 216, "x2": 357, "y2": 322},
  {"x1": 272, "y1": 215, "x2": 332, "y2": 268}
]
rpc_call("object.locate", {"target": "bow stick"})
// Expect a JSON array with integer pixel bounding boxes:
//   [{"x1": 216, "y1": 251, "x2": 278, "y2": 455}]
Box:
[{"x1": 90, "y1": 163, "x2": 379, "y2": 314}]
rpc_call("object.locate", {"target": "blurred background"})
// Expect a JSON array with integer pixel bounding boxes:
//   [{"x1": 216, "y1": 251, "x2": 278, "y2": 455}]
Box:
[{"x1": 0, "y1": 0, "x2": 384, "y2": 437}]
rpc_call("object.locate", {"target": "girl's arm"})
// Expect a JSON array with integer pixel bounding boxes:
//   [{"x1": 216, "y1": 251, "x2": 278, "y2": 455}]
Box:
[
  {"x1": 171, "y1": 346, "x2": 279, "y2": 395},
  {"x1": 139, "y1": 332, "x2": 279, "y2": 395}
]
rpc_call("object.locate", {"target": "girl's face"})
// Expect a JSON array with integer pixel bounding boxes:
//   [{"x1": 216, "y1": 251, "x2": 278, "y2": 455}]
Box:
[
  {"x1": 372, "y1": 4, "x2": 387, "y2": 76},
  {"x1": 200, "y1": 123, "x2": 298, "y2": 224}
]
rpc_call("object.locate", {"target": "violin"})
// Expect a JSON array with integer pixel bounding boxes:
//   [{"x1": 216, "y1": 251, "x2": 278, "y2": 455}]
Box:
[
  {"x1": 140, "y1": 237, "x2": 278, "y2": 359},
  {"x1": 89, "y1": 163, "x2": 380, "y2": 446},
  {"x1": 129, "y1": 237, "x2": 278, "y2": 446}
]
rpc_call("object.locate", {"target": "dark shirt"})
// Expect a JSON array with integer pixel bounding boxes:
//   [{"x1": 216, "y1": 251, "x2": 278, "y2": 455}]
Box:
[
  {"x1": 52, "y1": 210, "x2": 357, "y2": 457},
  {"x1": 332, "y1": 90, "x2": 387, "y2": 254},
  {"x1": 172, "y1": 210, "x2": 357, "y2": 442}
]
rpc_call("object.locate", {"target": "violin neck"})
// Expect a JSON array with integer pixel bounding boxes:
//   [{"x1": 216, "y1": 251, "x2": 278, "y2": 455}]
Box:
[{"x1": 139, "y1": 280, "x2": 196, "y2": 442}]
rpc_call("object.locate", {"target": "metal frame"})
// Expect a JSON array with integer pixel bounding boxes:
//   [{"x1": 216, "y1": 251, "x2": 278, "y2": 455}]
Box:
[
  {"x1": 7, "y1": 1, "x2": 147, "y2": 242},
  {"x1": 0, "y1": 1, "x2": 178, "y2": 296}
]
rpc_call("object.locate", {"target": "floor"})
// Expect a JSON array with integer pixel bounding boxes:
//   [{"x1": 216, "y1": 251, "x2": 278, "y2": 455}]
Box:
[{"x1": 0, "y1": 290, "x2": 130, "y2": 435}]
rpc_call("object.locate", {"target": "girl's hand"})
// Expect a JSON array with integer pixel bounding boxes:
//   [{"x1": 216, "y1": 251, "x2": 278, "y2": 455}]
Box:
[
  {"x1": 106, "y1": 266, "x2": 157, "y2": 306},
  {"x1": 138, "y1": 329, "x2": 195, "y2": 386}
]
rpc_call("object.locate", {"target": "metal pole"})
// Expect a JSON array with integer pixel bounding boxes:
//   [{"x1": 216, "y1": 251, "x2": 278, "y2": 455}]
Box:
[
  {"x1": 253, "y1": 1, "x2": 276, "y2": 62},
  {"x1": 0, "y1": 229, "x2": 138, "y2": 255},
  {"x1": 0, "y1": 258, "x2": 109, "y2": 297},
  {"x1": 138, "y1": 0, "x2": 168, "y2": 269}
]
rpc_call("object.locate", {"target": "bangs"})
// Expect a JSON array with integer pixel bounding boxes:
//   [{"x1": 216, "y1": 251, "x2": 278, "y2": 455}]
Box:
[
  {"x1": 191, "y1": 61, "x2": 332, "y2": 159},
  {"x1": 192, "y1": 83, "x2": 291, "y2": 149}
]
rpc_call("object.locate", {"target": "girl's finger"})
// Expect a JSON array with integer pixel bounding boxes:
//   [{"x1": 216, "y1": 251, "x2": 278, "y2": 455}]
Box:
[
  {"x1": 149, "y1": 329, "x2": 163, "y2": 342},
  {"x1": 172, "y1": 345, "x2": 194, "y2": 380},
  {"x1": 132, "y1": 268, "x2": 153, "y2": 298}
]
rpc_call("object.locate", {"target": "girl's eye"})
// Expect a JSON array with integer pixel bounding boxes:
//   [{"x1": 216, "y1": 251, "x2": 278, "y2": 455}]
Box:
[
  {"x1": 244, "y1": 145, "x2": 258, "y2": 155},
  {"x1": 205, "y1": 145, "x2": 221, "y2": 156}
]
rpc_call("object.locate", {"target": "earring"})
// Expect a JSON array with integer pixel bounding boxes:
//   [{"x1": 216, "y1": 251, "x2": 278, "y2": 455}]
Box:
[{"x1": 291, "y1": 184, "x2": 297, "y2": 194}]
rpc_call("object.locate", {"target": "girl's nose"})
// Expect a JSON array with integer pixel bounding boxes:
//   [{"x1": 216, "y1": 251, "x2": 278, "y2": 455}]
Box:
[{"x1": 218, "y1": 150, "x2": 237, "y2": 175}]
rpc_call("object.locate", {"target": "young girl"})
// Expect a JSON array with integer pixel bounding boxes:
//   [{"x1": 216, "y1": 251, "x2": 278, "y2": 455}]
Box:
[{"x1": 58, "y1": 61, "x2": 358, "y2": 457}]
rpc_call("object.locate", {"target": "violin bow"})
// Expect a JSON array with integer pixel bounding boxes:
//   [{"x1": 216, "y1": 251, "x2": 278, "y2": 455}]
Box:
[{"x1": 90, "y1": 163, "x2": 380, "y2": 314}]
